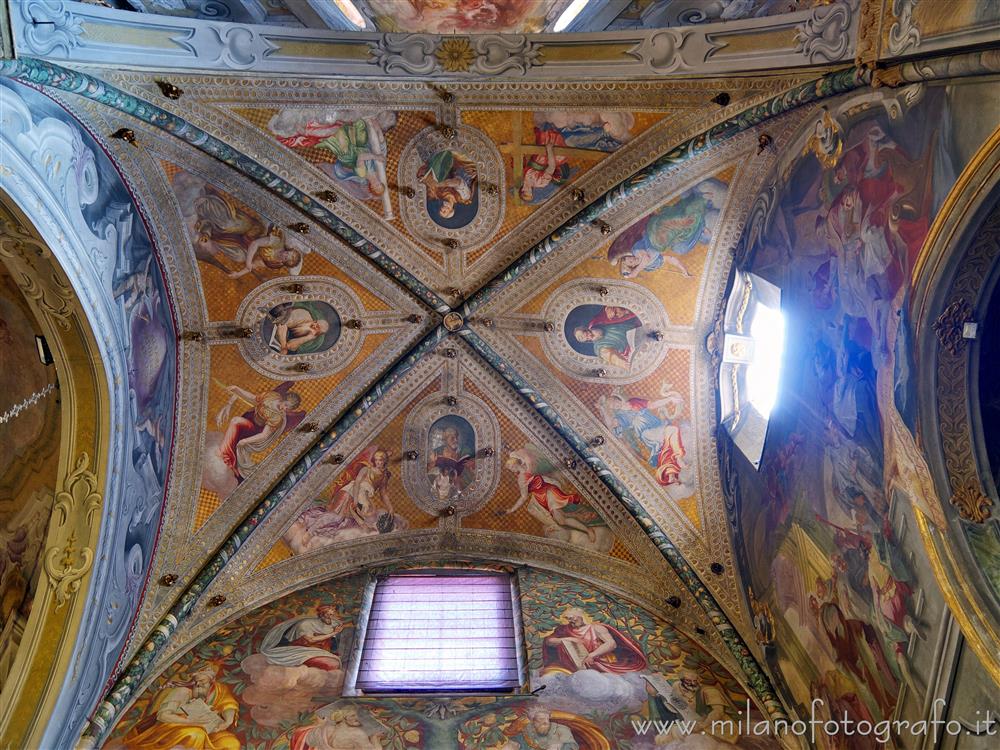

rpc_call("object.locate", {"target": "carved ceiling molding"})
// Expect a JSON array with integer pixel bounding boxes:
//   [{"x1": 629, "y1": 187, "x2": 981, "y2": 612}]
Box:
[{"x1": 11, "y1": 0, "x2": 858, "y2": 79}]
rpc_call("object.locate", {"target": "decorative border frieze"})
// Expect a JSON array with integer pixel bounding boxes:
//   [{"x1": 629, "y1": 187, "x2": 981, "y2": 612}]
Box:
[{"x1": 10, "y1": 0, "x2": 858, "y2": 79}]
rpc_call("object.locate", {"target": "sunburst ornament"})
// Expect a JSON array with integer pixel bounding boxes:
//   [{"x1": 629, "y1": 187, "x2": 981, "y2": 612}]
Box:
[{"x1": 436, "y1": 37, "x2": 475, "y2": 73}]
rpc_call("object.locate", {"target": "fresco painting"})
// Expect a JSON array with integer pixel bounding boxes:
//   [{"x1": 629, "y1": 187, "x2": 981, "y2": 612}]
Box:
[
  {"x1": 606, "y1": 178, "x2": 727, "y2": 278},
  {"x1": 597, "y1": 382, "x2": 693, "y2": 494},
  {"x1": 0, "y1": 264, "x2": 60, "y2": 680},
  {"x1": 904, "y1": 0, "x2": 1000, "y2": 43},
  {"x1": 266, "y1": 109, "x2": 397, "y2": 220},
  {"x1": 0, "y1": 79, "x2": 179, "y2": 744},
  {"x1": 366, "y1": 0, "x2": 558, "y2": 33},
  {"x1": 565, "y1": 305, "x2": 645, "y2": 370},
  {"x1": 207, "y1": 380, "x2": 307, "y2": 492},
  {"x1": 607, "y1": 0, "x2": 806, "y2": 30},
  {"x1": 517, "y1": 112, "x2": 639, "y2": 204},
  {"x1": 501, "y1": 445, "x2": 614, "y2": 553},
  {"x1": 261, "y1": 301, "x2": 341, "y2": 356},
  {"x1": 733, "y1": 86, "x2": 978, "y2": 725},
  {"x1": 165, "y1": 165, "x2": 310, "y2": 320},
  {"x1": 427, "y1": 414, "x2": 476, "y2": 499},
  {"x1": 454, "y1": 380, "x2": 633, "y2": 560},
  {"x1": 417, "y1": 146, "x2": 480, "y2": 229},
  {"x1": 285, "y1": 445, "x2": 409, "y2": 554},
  {"x1": 107, "y1": 569, "x2": 773, "y2": 749}
]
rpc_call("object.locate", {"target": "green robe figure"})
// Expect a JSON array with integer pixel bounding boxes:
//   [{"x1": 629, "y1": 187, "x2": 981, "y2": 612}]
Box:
[{"x1": 572, "y1": 306, "x2": 642, "y2": 370}]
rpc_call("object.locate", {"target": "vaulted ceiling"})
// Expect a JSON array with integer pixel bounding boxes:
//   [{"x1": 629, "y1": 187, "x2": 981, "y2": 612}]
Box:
[{"x1": 4, "y1": 0, "x2": 1000, "y2": 747}]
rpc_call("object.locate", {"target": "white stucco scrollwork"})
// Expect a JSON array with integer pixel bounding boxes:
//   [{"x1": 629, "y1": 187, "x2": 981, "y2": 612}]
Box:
[
  {"x1": 794, "y1": 1, "x2": 856, "y2": 64},
  {"x1": 172, "y1": 22, "x2": 279, "y2": 70},
  {"x1": 368, "y1": 33, "x2": 440, "y2": 76}
]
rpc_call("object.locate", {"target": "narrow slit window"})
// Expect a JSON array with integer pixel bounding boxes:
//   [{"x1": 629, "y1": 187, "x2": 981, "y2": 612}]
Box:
[{"x1": 353, "y1": 572, "x2": 521, "y2": 693}]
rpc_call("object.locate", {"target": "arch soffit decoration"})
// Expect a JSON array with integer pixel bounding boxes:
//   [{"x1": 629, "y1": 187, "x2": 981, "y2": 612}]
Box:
[
  {"x1": 910, "y1": 121, "x2": 1000, "y2": 686},
  {"x1": 0, "y1": 195, "x2": 110, "y2": 748},
  {"x1": 0, "y1": 78, "x2": 180, "y2": 749}
]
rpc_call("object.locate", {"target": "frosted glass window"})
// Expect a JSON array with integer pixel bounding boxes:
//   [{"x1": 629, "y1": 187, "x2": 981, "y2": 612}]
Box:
[{"x1": 355, "y1": 572, "x2": 520, "y2": 692}]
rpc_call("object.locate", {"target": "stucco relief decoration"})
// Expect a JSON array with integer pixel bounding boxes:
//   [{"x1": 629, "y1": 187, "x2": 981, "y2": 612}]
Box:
[
  {"x1": 626, "y1": 29, "x2": 720, "y2": 74},
  {"x1": 887, "y1": 0, "x2": 921, "y2": 56},
  {"x1": 794, "y1": 1, "x2": 855, "y2": 64},
  {"x1": 471, "y1": 35, "x2": 541, "y2": 76},
  {"x1": 540, "y1": 279, "x2": 669, "y2": 383},
  {"x1": 397, "y1": 125, "x2": 505, "y2": 252},
  {"x1": 43, "y1": 454, "x2": 101, "y2": 608},
  {"x1": 368, "y1": 34, "x2": 440, "y2": 76},
  {"x1": 401, "y1": 393, "x2": 501, "y2": 516},
  {"x1": 15, "y1": 1, "x2": 84, "y2": 57},
  {"x1": 173, "y1": 22, "x2": 279, "y2": 70},
  {"x1": 234, "y1": 276, "x2": 364, "y2": 380},
  {"x1": 0, "y1": 78, "x2": 177, "y2": 747}
]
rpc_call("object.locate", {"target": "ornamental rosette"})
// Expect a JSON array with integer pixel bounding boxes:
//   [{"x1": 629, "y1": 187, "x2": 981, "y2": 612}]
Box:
[{"x1": 435, "y1": 37, "x2": 475, "y2": 73}]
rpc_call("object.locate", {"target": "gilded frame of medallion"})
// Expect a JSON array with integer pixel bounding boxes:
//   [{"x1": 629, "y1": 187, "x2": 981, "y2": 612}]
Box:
[
  {"x1": 400, "y1": 362, "x2": 502, "y2": 517},
  {"x1": 469, "y1": 123, "x2": 797, "y2": 622},
  {"x1": 538, "y1": 278, "x2": 671, "y2": 384},
  {"x1": 911, "y1": 121, "x2": 1000, "y2": 686}
]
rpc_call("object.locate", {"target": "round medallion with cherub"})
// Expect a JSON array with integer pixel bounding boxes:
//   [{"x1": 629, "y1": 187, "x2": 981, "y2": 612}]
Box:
[
  {"x1": 400, "y1": 392, "x2": 501, "y2": 517},
  {"x1": 397, "y1": 125, "x2": 505, "y2": 252},
  {"x1": 540, "y1": 279, "x2": 670, "y2": 384},
  {"x1": 235, "y1": 276, "x2": 364, "y2": 380}
]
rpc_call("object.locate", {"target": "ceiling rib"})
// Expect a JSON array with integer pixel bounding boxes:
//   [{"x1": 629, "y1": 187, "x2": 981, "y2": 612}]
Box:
[
  {"x1": 0, "y1": 55, "x2": 875, "y2": 740},
  {"x1": 461, "y1": 65, "x2": 869, "y2": 316},
  {"x1": 83, "y1": 326, "x2": 447, "y2": 740},
  {"x1": 3, "y1": 44, "x2": 1000, "y2": 745}
]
